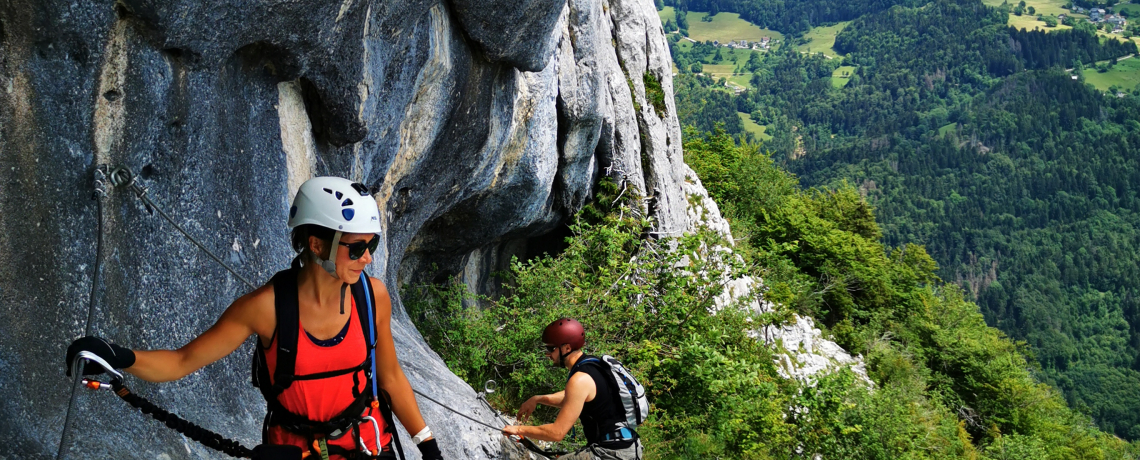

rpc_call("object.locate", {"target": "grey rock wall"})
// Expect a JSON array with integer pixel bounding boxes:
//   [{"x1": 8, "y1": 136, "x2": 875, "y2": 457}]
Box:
[{"x1": 0, "y1": 0, "x2": 686, "y2": 458}]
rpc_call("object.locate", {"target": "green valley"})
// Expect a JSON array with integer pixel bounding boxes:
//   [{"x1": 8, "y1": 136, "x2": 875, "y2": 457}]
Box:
[{"x1": 661, "y1": 0, "x2": 1140, "y2": 445}]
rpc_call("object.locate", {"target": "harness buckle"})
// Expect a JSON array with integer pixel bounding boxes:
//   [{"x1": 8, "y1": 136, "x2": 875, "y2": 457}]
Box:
[{"x1": 602, "y1": 427, "x2": 635, "y2": 441}]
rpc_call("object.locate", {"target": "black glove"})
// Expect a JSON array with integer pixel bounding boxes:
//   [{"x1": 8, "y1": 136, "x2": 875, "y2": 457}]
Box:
[
  {"x1": 417, "y1": 438, "x2": 443, "y2": 460},
  {"x1": 65, "y1": 336, "x2": 136, "y2": 377},
  {"x1": 251, "y1": 444, "x2": 303, "y2": 460}
]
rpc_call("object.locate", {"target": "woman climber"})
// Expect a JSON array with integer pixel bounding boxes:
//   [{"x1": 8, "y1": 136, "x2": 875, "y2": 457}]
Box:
[{"x1": 65, "y1": 176, "x2": 445, "y2": 460}]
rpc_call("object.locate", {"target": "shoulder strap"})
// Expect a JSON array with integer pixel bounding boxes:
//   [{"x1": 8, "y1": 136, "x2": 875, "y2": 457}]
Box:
[
  {"x1": 568, "y1": 356, "x2": 603, "y2": 381},
  {"x1": 269, "y1": 263, "x2": 301, "y2": 395},
  {"x1": 350, "y1": 274, "x2": 377, "y2": 354},
  {"x1": 351, "y1": 271, "x2": 406, "y2": 460}
]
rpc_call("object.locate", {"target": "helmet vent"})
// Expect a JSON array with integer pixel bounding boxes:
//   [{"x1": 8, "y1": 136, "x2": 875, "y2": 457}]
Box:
[
  {"x1": 342, "y1": 199, "x2": 353, "y2": 206},
  {"x1": 323, "y1": 188, "x2": 333, "y2": 194},
  {"x1": 335, "y1": 191, "x2": 343, "y2": 199},
  {"x1": 342, "y1": 209, "x2": 355, "y2": 221}
]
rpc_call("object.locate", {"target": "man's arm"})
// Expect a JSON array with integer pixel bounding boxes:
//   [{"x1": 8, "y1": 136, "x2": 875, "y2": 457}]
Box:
[
  {"x1": 516, "y1": 390, "x2": 566, "y2": 423},
  {"x1": 504, "y1": 372, "x2": 595, "y2": 442}
]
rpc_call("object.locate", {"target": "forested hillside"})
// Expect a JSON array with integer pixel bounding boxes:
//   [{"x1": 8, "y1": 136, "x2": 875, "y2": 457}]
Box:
[
  {"x1": 666, "y1": 0, "x2": 922, "y2": 35},
  {"x1": 667, "y1": 0, "x2": 1140, "y2": 441}
]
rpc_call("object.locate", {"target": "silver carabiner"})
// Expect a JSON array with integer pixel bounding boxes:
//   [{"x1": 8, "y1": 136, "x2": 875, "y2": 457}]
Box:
[
  {"x1": 73, "y1": 350, "x2": 124, "y2": 392},
  {"x1": 358, "y1": 415, "x2": 382, "y2": 456}
]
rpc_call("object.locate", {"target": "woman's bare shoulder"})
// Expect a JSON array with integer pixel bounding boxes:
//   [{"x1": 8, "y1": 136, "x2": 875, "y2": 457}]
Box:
[{"x1": 225, "y1": 283, "x2": 276, "y2": 339}]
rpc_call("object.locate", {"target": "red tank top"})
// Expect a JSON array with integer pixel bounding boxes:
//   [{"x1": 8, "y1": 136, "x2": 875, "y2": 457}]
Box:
[{"x1": 263, "y1": 295, "x2": 391, "y2": 457}]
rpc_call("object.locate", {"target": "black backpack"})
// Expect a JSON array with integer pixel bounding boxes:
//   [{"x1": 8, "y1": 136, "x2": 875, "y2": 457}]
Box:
[{"x1": 251, "y1": 258, "x2": 404, "y2": 459}]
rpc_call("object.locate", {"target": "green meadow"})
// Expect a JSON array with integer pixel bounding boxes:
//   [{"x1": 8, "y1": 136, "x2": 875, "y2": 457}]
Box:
[
  {"x1": 659, "y1": 7, "x2": 783, "y2": 43},
  {"x1": 1081, "y1": 56, "x2": 1140, "y2": 91},
  {"x1": 797, "y1": 22, "x2": 850, "y2": 57},
  {"x1": 700, "y1": 63, "x2": 753, "y2": 90},
  {"x1": 981, "y1": 0, "x2": 1071, "y2": 16},
  {"x1": 738, "y1": 112, "x2": 772, "y2": 141},
  {"x1": 832, "y1": 65, "x2": 856, "y2": 87},
  {"x1": 1117, "y1": 3, "x2": 1140, "y2": 17}
]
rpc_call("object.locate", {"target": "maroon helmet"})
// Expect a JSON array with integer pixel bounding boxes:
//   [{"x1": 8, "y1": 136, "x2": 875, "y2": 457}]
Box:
[{"x1": 542, "y1": 318, "x2": 585, "y2": 350}]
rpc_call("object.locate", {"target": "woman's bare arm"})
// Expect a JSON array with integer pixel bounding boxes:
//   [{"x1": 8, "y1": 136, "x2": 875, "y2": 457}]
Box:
[
  {"x1": 370, "y1": 278, "x2": 431, "y2": 438},
  {"x1": 127, "y1": 286, "x2": 271, "y2": 382}
]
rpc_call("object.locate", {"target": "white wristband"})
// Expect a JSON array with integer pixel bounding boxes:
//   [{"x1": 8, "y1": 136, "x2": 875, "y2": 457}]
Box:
[{"x1": 412, "y1": 426, "x2": 432, "y2": 445}]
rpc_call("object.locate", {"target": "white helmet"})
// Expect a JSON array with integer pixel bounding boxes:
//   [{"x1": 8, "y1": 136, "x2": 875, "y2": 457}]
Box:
[
  {"x1": 289, "y1": 176, "x2": 382, "y2": 277},
  {"x1": 289, "y1": 176, "x2": 382, "y2": 233}
]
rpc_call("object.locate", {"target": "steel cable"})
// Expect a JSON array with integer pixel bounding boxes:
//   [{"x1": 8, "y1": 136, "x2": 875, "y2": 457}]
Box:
[{"x1": 57, "y1": 168, "x2": 109, "y2": 460}]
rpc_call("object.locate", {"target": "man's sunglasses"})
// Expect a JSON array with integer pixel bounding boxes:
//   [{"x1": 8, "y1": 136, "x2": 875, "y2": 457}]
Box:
[
  {"x1": 543, "y1": 345, "x2": 558, "y2": 353},
  {"x1": 338, "y1": 234, "x2": 381, "y2": 260}
]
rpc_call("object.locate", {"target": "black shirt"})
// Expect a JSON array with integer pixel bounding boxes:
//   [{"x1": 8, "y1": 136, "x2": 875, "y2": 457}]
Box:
[{"x1": 570, "y1": 355, "x2": 635, "y2": 448}]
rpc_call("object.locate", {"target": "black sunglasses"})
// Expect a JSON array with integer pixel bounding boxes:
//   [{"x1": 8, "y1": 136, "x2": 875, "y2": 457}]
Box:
[
  {"x1": 338, "y1": 234, "x2": 380, "y2": 260},
  {"x1": 543, "y1": 345, "x2": 557, "y2": 353}
]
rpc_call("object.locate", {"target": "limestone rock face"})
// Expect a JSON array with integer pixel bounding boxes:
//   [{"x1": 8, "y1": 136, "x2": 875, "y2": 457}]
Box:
[
  {"x1": 0, "y1": 0, "x2": 690, "y2": 457},
  {"x1": 450, "y1": 0, "x2": 565, "y2": 71},
  {"x1": 0, "y1": 0, "x2": 864, "y2": 458}
]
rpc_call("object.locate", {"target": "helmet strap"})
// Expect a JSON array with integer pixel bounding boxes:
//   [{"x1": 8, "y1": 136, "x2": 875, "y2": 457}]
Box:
[{"x1": 313, "y1": 230, "x2": 343, "y2": 279}]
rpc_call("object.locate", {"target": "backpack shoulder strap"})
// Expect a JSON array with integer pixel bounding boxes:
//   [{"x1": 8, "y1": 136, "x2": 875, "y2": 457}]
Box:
[
  {"x1": 349, "y1": 273, "x2": 377, "y2": 352},
  {"x1": 568, "y1": 356, "x2": 604, "y2": 381},
  {"x1": 351, "y1": 272, "x2": 407, "y2": 459},
  {"x1": 269, "y1": 264, "x2": 301, "y2": 395}
]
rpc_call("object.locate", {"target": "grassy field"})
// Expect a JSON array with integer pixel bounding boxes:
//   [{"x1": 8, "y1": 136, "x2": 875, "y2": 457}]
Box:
[
  {"x1": 1081, "y1": 56, "x2": 1140, "y2": 91},
  {"x1": 832, "y1": 65, "x2": 857, "y2": 88},
  {"x1": 659, "y1": 6, "x2": 675, "y2": 26},
  {"x1": 981, "y1": 0, "x2": 1071, "y2": 16},
  {"x1": 701, "y1": 63, "x2": 754, "y2": 89},
  {"x1": 982, "y1": 0, "x2": 1076, "y2": 32},
  {"x1": 738, "y1": 112, "x2": 772, "y2": 141},
  {"x1": 797, "y1": 22, "x2": 850, "y2": 57},
  {"x1": 1007, "y1": 13, "x2": 1074, "y2": 32},
  {"x1": 1115, "y1": 3, "x2": 1140, "y2": 17},
  {"x1": 660, "y1": 9, "x2": 783, "y2": 43},
  {"x1": 938, "y1": 123, "x2": 958, "y2": 137}
]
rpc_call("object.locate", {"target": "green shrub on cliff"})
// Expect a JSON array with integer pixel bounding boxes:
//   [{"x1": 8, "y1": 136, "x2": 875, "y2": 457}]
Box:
[{"x1": 406, "y1": 131, "x2": 1138, "y2": 458}]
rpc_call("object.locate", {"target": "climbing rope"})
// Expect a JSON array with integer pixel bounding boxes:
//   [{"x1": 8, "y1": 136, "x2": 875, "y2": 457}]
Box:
[
  {"x1": 76, "y1": 352, "x2": 254, "y2": 458},
  {"x1": 413, "y1": 383, "x2": 567, "y2": 459},
  {"x1": 106, "y1": 166, "x2": 257, "y2": 291},
  {"x1": 410, "y1": 388, "x2": 503, "y2": 432},
  {"x1": 56, "y1": 166, "x2": 110, "y2": 460}
]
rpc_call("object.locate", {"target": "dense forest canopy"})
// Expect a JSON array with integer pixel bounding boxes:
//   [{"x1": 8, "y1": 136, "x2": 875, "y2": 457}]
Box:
[{"x1": 667, "y1": 0, "x2": 1140, "y2": 441}]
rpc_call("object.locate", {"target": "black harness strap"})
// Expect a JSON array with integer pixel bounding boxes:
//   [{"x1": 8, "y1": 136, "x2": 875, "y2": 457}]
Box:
[{"x1": 269, "y1": 263, "x2": 301, "y2": 395}]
